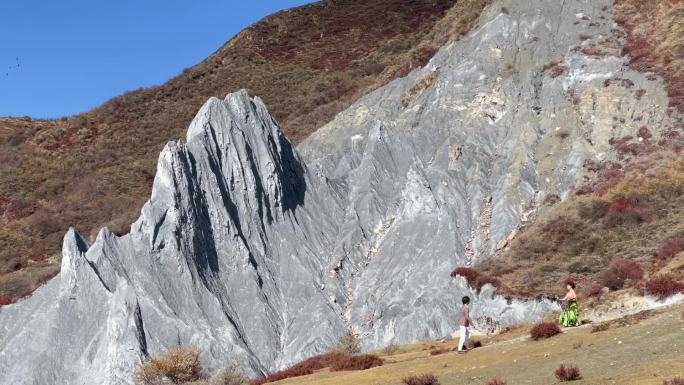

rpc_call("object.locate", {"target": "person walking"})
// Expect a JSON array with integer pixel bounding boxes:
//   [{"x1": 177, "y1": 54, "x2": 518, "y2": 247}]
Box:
[
  {"x1": 457, "y1": 296, "x2": 471, "y2": 353},
  {"x1": 558, "y1": 281, "x2": 580, "y2": 327}
]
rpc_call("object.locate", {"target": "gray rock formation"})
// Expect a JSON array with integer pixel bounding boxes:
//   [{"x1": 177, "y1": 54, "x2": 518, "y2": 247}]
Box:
[{"x1": 0, "y1": 0, "x2": 679, "y2": 384}]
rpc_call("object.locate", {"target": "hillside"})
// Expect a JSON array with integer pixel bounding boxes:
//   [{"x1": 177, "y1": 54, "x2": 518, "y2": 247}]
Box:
[
  {"x1": 1, "y1": 0, "x2": 684, "y2": 383},
  {"x1": 0, "y1": 0, "x2": 488, "y2": 302},
  {"x1": 260, "y1": 301, "x2": 684, "y2": 385},
  {"x1": 474, "y1": 0, "x2": 684, "y2": 300}
]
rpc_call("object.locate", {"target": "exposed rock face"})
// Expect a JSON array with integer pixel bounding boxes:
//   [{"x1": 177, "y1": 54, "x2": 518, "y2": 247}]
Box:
[{"x1": 0, "y1": 0, "x2": 678, "y2": 384}]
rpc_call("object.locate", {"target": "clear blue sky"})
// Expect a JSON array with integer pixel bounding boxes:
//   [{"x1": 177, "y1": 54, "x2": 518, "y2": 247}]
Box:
[{"x1": 0, "y1": 0, "x2": 315, "y2": 118}]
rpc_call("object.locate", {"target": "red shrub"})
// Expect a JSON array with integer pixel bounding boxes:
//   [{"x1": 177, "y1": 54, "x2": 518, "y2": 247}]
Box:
[
  {"x1": 249, "y1": 351, "x2": 348, "y2": 385},
  {"x1": 487, "y1": 379, "x2": 507, "y2": 385},
  {"x1": 604, "y1": 197, "x2": 631, "y2": 214},
  {"x1": 663, "y1": 377, "x2": 684, "y2": 385},
  {"x1": 330, "y1": 354, "x2": 383, "y2": 372},
  {"x1": 450, "y1": 267, "x2": 480, "y2": 287},
  {"x1": 530, "y1": 322, "x2": 562, "y2": 340},
  {"x1": 644, "y1": 274, "x2": 684, "y2": 299},
  {"x1": 402, "y1": 373, "x2": 440, "y2": 385},
  {"x1": 601, "y1": 257, "x2": 643, "y2": 290},
  {"x1": 658, "y1": 237, "x2": 684, "y2": 259},
  {"x1": 0, "y1": 296, "x2": 13, "y2": 306},
  {"x1": 555, "y1": 364, "x2": 582, "y2": 381},
  {"x1": 249, "y1": 365, "x2": 313, "y2": 385}
]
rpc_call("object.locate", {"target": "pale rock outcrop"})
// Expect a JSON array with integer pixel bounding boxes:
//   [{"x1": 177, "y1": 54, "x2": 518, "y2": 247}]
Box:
[{"x1": 1, "y1": 0, "x2": 679, "y2": 384}]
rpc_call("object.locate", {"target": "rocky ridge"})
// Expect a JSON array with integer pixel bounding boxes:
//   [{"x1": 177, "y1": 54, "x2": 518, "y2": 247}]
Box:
[{"x1": 0, "y1": 0, "x2": 680, "y2": 384}]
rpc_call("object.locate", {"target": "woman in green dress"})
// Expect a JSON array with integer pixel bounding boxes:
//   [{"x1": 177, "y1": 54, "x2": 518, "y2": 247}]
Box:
[{"x1": 559, "y1": 281, "x2": 580, "y2": 327}]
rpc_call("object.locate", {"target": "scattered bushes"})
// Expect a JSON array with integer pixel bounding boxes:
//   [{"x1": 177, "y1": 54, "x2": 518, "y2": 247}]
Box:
[
  {"x1": 658, "y1": 237, "x2": 684, "y2": 259},
  {"x1": 644, "y1": 274, "x2": 684, "y2": 299},
  {"x1": 135, "y1": 347, "x2": 206, "y2": 385},
  {"x1": 555, "y1": 364, "x2": 582, "y2": 381},
  {"x1": 402, "y1": 373, "x2": 440, "y2": 385},
  {"x1": 530, "y1": 322, "x2": 562, "y2": 340},
  {"x1": 601, "y1": 257, "x2": 643, "y2": 290},
  {"x1": 486, "y1": 379, "x2": 507, "y2": 385},
  {"x1": 330, "y1": 354, "x2": 383, "y2": 371},
  {"x1": 663, "y1": 377, "x2": 684, "y2": 385}
]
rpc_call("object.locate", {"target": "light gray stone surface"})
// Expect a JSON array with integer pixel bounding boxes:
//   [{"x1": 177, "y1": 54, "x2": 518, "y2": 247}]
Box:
[{"x1": 0, "y1": 0, "x2": 679, "y2": 384}]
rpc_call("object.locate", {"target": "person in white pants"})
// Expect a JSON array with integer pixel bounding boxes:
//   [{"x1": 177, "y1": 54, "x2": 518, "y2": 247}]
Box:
[{"x1": 458, "y1": 296, "x2": 471, "y2": 353}]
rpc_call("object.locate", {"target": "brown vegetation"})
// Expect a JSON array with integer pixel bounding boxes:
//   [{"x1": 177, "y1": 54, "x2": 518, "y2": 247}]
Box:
[
  {"x1": 402, "y1": 374, "x2": 440, "y2": 385},
  {"x1": 554, "y1": 364, "x2": 581, "y2": 381},
  {"x1": 644, "y1": 274, "x2": 684, "y2": 299},
  {"x1": 250, "y1": 351, "x2": 348, "y2": 385},
  {"x1": 478, "y1": 132, "x2": 684, "y2": 298},
  {"x1": 135, "y1": 347, "x2": 206, "y2": 385},
  {"x1": 530, "y1": 322, "x2": 562, "y2": 340},
  {"x1": 429, "y1": 348, "x2": 450, "y2": 356},
  {"x1": 329, "y1": 354, "x2": 383, "y2": 372},
  {"x1": 0, "y1": 0, "x2": 489, "y2": 301},
  {"x1": 614, "y1": 0, "x2": 684, "y2": 112}
]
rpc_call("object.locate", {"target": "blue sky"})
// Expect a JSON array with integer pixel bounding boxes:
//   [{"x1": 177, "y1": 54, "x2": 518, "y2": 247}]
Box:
[{"x1": 0, "y1": 0, "x2": 315, "y2": 118}]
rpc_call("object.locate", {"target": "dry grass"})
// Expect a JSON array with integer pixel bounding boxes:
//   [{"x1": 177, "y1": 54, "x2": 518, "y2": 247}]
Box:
[
  {"x1": 402, "y1": 373, "x2": 440, "y2": 385},
  {"x1": 269, "y1": 303, "x2": 684, "y2": 385},
  {"x1": 0, "y1": 0, "x2": 489, "y2": 301},
  {"x1": 135, "y1": 347, "x2": 206, "y2": 385}
]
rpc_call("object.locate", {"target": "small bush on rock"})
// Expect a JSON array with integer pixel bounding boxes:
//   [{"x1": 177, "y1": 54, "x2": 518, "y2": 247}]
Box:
[
  {"x1": 211, "y1": 362, "x2": 248, "y2": 385},
  {"x1": 645, "y1": 274, "x2": 684, "y2": 299},
  {"x1": 402, "y1": 373, "x2": 440, "y2": 385},
  {"x1": 555, "y1": 364, "x2": 582, "y2": 381},
  {"x1": 530, "y1": 322, "x2": 562, "y2": 340},
  {"x1": 337, "y1": 333, "x2": 361, "y2": 355},
  {"x1": 450, "y1": 267, "x2": 480, "y2": 287},
  {"x1": 135, "y1": 347, "x2": 206, "y2": 385},
  {"x1": 450, "y1": 266, "x2": 501, "y2": 291}
]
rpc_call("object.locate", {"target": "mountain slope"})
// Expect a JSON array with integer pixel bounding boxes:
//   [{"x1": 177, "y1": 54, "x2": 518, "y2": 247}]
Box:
[
  {"x1": 2, "y1": 0, "x2": 682, "y2": 384},
  {"x1": 0, "y1": 91, "x2": 556, "y2": 385},
  {"x1": 0, "y1": 0, "x2": 488, "y2": 302}
]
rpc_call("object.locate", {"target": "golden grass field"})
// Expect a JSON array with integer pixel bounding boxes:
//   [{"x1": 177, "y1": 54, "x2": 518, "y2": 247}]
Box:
[{"x1": 273, "y1": 303, "x2": 684, "y2": 385}]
